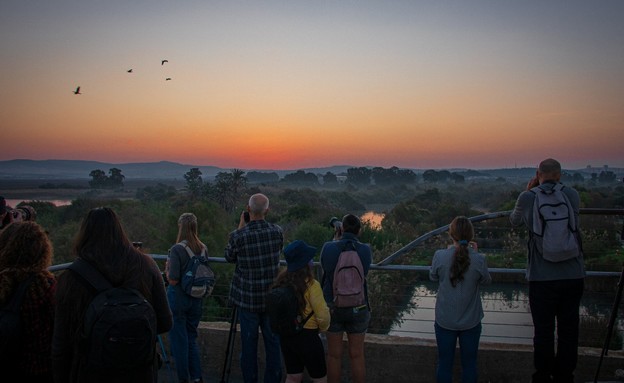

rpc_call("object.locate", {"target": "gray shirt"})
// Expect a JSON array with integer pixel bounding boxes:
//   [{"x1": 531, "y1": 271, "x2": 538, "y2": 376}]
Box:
[
  {"x1": 430, "y1": 247, "x2": 491, "y2": 331},
  {"x1": 509, "y1": 181, "x2": 585, "y2": 281}
]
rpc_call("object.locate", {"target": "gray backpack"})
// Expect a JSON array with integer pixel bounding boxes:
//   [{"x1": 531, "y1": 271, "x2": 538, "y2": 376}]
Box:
[{"x1": 530, "y1": 183, "x2": 580, "y2": 262}]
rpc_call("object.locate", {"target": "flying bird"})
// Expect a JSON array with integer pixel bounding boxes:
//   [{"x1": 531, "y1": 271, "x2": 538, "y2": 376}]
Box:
[
  {"x1": 73, "y1": 86, "x2": 81, "y2": 95},
  {"x1": 161, "y1": 59, "x2": 168, "y2": 65},
  {"x1": 165, "y1": 77, "x2": 171, "y2": 81},
  {"x1": 127, "y1": 69, "x2": 133, "y2": 73}
]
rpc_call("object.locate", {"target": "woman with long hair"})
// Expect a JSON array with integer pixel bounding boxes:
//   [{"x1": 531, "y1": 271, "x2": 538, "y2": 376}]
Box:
[
  {"x1": 429, "y1": 216, "x2": 491, "y2": 383},
  {"x1": 272, "y1": 240, "x2": 330, "y2": 383},
  {"x1": 166, "y1": 212, "x2": 207, "y2": 383},
  {"x1": 0, "y1": 221, "x2": 56, "y2": 381},
  {"x1": 52, "y1": 207, "x2": 172, "y2": 383}
]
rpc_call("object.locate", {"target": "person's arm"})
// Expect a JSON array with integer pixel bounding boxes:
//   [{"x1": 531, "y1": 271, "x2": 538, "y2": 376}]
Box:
[
  {"x1": 479, "y1": 254, "x2": 492, "y2": 285},
  {"x1": 510, "y1": 191, "x2": 532, "y2": 227},
  {"x1": 308, "y1": 281, "x2": 331, "y2": 332},
  {"x1": 429, "y1": 251, "x2": 440, "y2": 282},
  {"x1": 148, "y1": 259, "x2": 173, "y2": 334},
  {"x1": 224, "y1": 232, "x2": 239, "y2": 263},
  {"x1": 166, "y1": 245, "x2": 183, "y2": 286}
]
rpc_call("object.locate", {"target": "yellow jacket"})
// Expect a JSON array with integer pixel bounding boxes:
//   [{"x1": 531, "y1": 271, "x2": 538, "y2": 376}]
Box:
[{"x1": 302, "y1": 279, "x2": 330, "y2": 331}]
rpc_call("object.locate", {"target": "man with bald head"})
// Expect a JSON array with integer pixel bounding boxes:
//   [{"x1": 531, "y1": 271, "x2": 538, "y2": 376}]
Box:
[
  {"x1": 225, "y1": 193, "x2": 284, "y2": 383},
  {"x1": 510, "y1": 158, "x2": 585, "y2": 383}
]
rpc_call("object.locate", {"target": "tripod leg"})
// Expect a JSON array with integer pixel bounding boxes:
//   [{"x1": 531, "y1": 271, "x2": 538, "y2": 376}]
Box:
[
  {"x1": 158, "y1": 334, "x2": 176, "y2": 383},
  {"x1": 594, "y1": 266, "x2": 624, "y2": 383},
  {"x1": 220, "y1": 306, "x2": 239, "y2": 383}
]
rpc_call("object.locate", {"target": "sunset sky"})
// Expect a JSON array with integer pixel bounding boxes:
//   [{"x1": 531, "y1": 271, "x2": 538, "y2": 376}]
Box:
[{"x1": 2, "y1": 1, "x2": 623, "y2": 170}]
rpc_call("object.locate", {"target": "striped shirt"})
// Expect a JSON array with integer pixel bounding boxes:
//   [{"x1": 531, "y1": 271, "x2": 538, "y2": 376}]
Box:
[{"x1": 225, "y1": 220, "x2": 283, "y2": 312}]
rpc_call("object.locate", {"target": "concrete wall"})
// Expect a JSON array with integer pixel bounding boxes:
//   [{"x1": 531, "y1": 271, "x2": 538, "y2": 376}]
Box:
[{"x1": 160, "y1": 322, "x2": 624, "y2": 383}]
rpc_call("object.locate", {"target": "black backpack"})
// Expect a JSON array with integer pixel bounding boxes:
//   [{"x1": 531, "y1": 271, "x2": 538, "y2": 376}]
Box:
[
  {"x1": 266, "y1": 285, "x2": 313, "y2": 337},
  {"x1": 0, "y1": 275, "x2": 36, "y2": 368},
  {"x1": 68, "y1": 258, "x2": 158, "y2": 374}
]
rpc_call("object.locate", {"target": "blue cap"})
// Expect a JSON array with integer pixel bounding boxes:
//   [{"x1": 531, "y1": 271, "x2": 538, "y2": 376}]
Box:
[{"x1": 284, "y1": 240, "x2": 316, "y2": 272}]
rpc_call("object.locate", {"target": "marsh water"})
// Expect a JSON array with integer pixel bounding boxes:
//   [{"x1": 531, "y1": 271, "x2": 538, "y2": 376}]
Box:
[{"x1": 389, "y1": 280, "x2": 619, "y2": 347}]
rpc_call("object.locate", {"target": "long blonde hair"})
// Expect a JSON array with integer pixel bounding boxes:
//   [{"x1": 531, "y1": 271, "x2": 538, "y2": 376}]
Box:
[{"x1": 176, "y1": 213, "x2": 205, "y2": 254}]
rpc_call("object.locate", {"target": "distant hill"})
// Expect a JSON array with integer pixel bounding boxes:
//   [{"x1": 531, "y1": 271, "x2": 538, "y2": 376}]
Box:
[{"x1": 0, "y1": 159, "x2": 620, "y2": 181}]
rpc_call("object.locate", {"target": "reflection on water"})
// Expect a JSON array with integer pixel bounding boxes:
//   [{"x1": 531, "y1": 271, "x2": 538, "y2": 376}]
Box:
[
  {"x1": 361, "y1": 211, "x2": 385, "y2": 229},
  {"x1": 5, "y1": 199, "x2": 72, "y2": 207},
  {"x1": 389, "y1": 281, "x2": 617, "y2": 345}
]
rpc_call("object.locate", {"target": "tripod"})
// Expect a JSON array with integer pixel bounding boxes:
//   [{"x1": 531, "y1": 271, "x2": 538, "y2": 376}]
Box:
[
  {"x1": 594, "y1": 265, "x2": 624, "y2": 383},
  {"x1": 220, "y1": 305, "x2": 239, "y2": 383}
]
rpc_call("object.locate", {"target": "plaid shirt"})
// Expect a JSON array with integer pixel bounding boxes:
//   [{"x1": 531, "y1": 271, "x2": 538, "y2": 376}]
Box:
[{"x1": 225, "y1": 220, "x2": 283, "y2": 312}]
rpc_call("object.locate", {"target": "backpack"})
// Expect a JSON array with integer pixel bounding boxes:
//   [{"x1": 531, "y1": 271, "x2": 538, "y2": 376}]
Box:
[
  {"x1": 530, "y1": 183, "x2": 581, "y2": 262},
  {"x1": 68, "y1": 258, "x2": 157, "y2": 374},
  {"x1": 178, "y1": 241, "x2": 216, "y2": 298},
  {"x1": 266, "y1": 285, "x2": 313, "y2": 337},
  {"x1": 333, "y1": 241, "x2": 366, "y2": 308},
  {"x1": 0, "y1": 275, "x2": 36, "y2": 367}
]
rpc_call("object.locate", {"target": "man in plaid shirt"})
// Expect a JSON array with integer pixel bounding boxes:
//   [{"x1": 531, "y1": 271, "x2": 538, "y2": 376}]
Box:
[{"x1": 225, "y1": 193, "x2": 284, "y2": 383}]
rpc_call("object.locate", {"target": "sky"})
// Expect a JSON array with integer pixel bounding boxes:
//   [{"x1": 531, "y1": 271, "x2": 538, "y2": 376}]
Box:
[{"x1": 1, "y1": 1, "x2": 623, "y2": 170}]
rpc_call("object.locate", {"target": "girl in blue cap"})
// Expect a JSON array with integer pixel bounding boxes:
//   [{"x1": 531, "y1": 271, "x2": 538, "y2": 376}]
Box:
[{"x1": 272, "y1": 240, "x2": 330, "y2": 383}]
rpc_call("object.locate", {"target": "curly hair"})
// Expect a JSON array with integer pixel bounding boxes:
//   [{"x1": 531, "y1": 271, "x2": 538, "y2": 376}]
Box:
[
  {"x1": 272, "y1": 265, "x2": 314, "y2": 314},
  {"x1": 0, "y1": 221, "x2": 54, "y2": 303},
  {"x1": 448, "y1": 216, "x2": 474, "y2": 288}
]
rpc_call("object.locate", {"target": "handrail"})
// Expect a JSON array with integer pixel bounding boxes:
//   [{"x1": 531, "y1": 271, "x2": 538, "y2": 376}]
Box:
[
  {"x1": 376, "y1": 208, "x2": 624, "y2": 267},
  {"x1": 48, "y1": 208, "x2": 624, "y2": 276}
]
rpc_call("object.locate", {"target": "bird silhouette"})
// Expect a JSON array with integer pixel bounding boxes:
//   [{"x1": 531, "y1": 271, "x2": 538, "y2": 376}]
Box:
[
  {"x1": 161, "y1": 59, "x2": 168, "y2": 65},
  {"x1": 165, "y1": 78, "x2": 171, "y2": 81},
  {"x1": 73, "y1": 86, "x2": 81, "y2": 95},
  {"x1": 127, "y1": 69, "x2": 133, "y2": 73}
]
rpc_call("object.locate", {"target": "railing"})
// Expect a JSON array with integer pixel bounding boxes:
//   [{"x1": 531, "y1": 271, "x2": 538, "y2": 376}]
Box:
[{"x1": 49, "y1": 208, "x2": 624, "y2": 347}]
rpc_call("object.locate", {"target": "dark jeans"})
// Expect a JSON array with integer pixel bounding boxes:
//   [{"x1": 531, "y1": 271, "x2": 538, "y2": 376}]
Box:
[
  {"x1": 434, "y1": 322, "x2": 482, "y2": 383},
  {"x1": 529, "y1": 278, "x2": 584, "y2": 383}
]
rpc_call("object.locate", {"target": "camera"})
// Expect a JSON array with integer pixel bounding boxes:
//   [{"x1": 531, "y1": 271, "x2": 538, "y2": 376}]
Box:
[
  {"x1": 244, "y1": 211, "x2": 250, "y2": 223},
  {"x1": 132, "y1": 241, "x2": 143, "y2": 249},
  {"x1": 329, "y1": 217, "x2": 342, "y2": 229}
]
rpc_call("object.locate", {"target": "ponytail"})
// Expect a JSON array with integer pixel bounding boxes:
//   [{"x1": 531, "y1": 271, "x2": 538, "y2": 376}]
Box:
[{"x1": 448, "y1": 216, "x2": 474, "y2": 287}]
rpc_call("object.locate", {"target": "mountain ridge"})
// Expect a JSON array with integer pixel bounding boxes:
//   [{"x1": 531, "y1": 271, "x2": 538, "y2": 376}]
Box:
[{"x1": 0, "y1": 159, "x2": 619, "y2": 180}]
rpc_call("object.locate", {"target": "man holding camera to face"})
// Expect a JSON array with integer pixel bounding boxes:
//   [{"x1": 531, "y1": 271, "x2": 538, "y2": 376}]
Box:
[{"x1": 225, "y1": 193, "x2": 284, "y2": 383}]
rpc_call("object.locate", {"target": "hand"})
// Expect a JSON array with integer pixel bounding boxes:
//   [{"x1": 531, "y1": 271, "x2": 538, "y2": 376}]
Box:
[
  {"x1": 526, "y1": 176, "x2": 539, "y2": 190},
  {"x1": 238, "y1": 210, "x2": 247, "y2": 229},
  {"x1": 469, "y1": 241, "x2": 478, "y2": 252}
]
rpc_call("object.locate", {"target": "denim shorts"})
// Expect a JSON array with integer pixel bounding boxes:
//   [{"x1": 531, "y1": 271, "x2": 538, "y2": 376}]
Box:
[{"x1": 327, "y1": 305, "x2": 370, "y2": 334}]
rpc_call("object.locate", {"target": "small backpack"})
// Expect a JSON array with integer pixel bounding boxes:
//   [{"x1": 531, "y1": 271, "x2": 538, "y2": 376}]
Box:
[
  {"x1": 68, "y1": 258, "x2": 157, "y2": 374},
  {"x1": 0, "y1": 275, "x2": 36, "y2": 367},
  {"x1": 178, "y1": 241, "x2": 216, "y2": 298},
  {"x1": 266, "y1": 285, "x2": 313, "y2": 337},
  {"x1": 333, "y1": 241, "x2": 366, "y2": 308},
  {"x1": 530, "y1": 183, "x2": 581, "y2": 262}
]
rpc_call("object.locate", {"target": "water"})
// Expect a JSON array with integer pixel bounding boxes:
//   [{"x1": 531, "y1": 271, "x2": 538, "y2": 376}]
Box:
[
  {"x1": 5, "y1": 198, "x2": 72, "y2": 207},
  {"x1": 389, "y1": 281, "x2": 617, "y2": 346}
]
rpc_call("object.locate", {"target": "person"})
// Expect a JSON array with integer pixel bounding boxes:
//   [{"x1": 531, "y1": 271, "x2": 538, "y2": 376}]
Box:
[
  {"x1": 510, "y1": 158, "x2": 585, "y2": 383},
  {"x1": 13, "y1": 204, "x2": 37, "y2": 222},
  {"x1": 166, "y1": 213, "x2": 207, "y2": 383},
  {"x1": 272, "y1": 240, "x2": 330, "y2": 383},
  {"x1": 1, "y1": 196, "x2": 13, "y2": 229},
  {"x1": 319, "y1": 214, "x2": 372, "y2": 383},
  {"x1": 0, "y1": 221, "x2": 56, "y2": 381},
  {"x1": 52, "y1": 207, "x2": 173, "y2": 383},
  {"x1": 225, "y1": 193, "x2": 284, "y2": 383},
  {"x1": 429, "y1": 216, "x2": 491, "y2": 383}
]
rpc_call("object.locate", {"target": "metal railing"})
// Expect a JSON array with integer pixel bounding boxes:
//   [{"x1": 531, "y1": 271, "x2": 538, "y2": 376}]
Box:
[{"x1": 49, "y1": 208, "x2": 624, "y2": 346}]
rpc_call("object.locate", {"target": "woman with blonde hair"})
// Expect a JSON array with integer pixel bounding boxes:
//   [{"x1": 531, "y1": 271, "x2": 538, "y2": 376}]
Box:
[
  {"x1": 0, "y1": 221, "x2": 56, "y2": 380},
  {"x1": 430, "y1": 216, "x2": 491, "y2": 383},
  {"x1": 166, "y1": 213, "x2": 208, "y2": 383}
]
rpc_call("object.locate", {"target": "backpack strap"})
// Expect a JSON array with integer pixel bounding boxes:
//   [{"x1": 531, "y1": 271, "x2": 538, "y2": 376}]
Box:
[
  {"x1": 68, "y1": 258, "x2": 113, "y2": 293},
  {"x1": 301, "y1": 310, "x2": 314, "y2": 327},
  {"x1": 178, "y1": 241, "x2": 207, "y2": 259}
]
